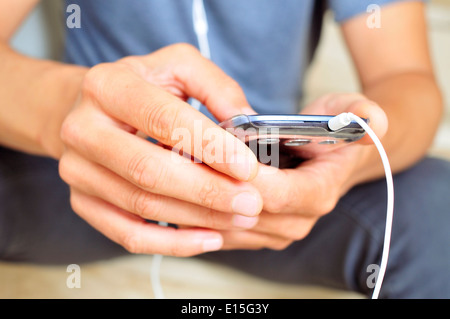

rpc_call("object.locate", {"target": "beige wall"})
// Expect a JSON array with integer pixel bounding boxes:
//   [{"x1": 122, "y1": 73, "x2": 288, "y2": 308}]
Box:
[{"x1": 304, "y1": 1, "x2": 450, "y2": 151}]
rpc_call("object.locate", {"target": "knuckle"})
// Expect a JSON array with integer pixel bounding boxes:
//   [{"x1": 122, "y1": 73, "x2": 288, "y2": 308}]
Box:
[
  {"x1": 197, "y1": 180, "x2": 221, "y2": 209},
  {"x1": 318, "y1": 200, "x2": 337, "y2": 216},
  {"x1": 128, "y1": 188, "x2": 149, "y2": 217},
  {"x1": 127, "y1": 153, "x2": 151, "y2": 187},
  {"x1": 68, "y1": 189, "x2": 80, "y2": 212},
  {"x1": 287, "y1": 225, "x2": 313, "y2": 241},
  {"x1": 68, "y1": 190, "x2": 87, "y2": 220},
  {"x1": 82, "y1": 63, "x2": 111, "y2": 97},
  {"x1": 142, "y1": 101, "x2": 180, "y2": 143},
  {"x1": 116, "y1": 56, "x2": 146, "y2": 73},
  {"x1": 60, "y1": 115, "x2": 81, "y2": 147},
  {"x1": 58, "y1": 153, "x2": 84, "y2": 188},
  {"x1": 285, "y1": 230, "x2": 304, "y2": 242},
  {"x1": 270, "y1": 239, "x2": 293, "y2": 251},
  {"x1": 170, "y1": 42, "x2": 199, "y2": 55},
  {"x1": 58, "y1": 154, "x2": 73, "y2": 184},
  {"x1": 304, "y1": 178, "x2": 338, "y2": 216},
  {"x1": 313, "y1": 194, "x2": 338, "y2": 216},
  {"x1": 126, "y1": 153, "x2": 164, "y2": 190},
  {"x1": 221, "y1": 77, "x2": 244, "y2": 96},
  {"x1": 121, "y1": 232, "x2": 142, "y2": 254},
  {"x1": 129, "y1": 189, "x2": 164, "y2": 220}
]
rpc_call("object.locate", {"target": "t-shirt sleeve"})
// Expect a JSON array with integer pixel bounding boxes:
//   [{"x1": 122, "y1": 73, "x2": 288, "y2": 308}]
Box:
[{"x1": 327, "y1": 0, "x2": 426, "y2": 23}]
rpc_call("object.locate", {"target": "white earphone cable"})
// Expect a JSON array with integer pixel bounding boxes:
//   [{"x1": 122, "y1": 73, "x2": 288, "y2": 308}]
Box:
[
  {"x1": 151, "y1": 1, "x2": 393, "y2": 300},
  {"x1": 328, "y1": 112, "x2": 394, "y2": 299},
  {"x1": 150, "y1": 0, "x2": 210, "y2": 299},
  {"x1": 190, "y1": 0, "x2": 211, "y2": 111},
  {"x1": 151, "y1": 221, "x2": 168, "y2": 299},
  {"x1": 192, "y1": 0, "x2": 211, "y2": 60}
]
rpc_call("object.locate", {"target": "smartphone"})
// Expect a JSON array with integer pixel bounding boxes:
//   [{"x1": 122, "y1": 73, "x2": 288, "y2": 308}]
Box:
[{"x1": 219, "y1": 114, "x2": 367, "y2": 168}]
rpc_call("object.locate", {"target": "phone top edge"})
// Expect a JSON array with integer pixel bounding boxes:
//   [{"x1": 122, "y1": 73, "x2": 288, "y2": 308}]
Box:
[
  {"x1": 248, "y1": 114, "x2": 335, "y2": 124},
  {"x1": 219, "y1": 114, "x2": 367, "y2": 130}
]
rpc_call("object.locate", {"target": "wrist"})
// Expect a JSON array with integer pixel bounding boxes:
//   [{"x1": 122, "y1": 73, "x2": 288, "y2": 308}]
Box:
[{"x1": 38, "y1": 66, "x2": 87, "y2": 159}]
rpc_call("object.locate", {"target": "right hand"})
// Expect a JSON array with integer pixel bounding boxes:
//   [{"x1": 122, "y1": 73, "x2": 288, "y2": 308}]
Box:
[{"x1": 58, "y1": 44, "x2": 262, "y2": 257}]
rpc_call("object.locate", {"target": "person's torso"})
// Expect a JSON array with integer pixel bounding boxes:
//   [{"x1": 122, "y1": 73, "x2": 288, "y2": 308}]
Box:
[{"x1": 64, "y1": 0, "x2": 325, "y2": 117}]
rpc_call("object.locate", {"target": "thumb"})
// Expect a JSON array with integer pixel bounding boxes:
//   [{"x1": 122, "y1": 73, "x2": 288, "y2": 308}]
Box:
[
  {"x1": 345, "y1": 100, "x2": 388, "y2": 145},
  {"x1": 302, "y1": 93, "x2": 388, "y2": 144}
]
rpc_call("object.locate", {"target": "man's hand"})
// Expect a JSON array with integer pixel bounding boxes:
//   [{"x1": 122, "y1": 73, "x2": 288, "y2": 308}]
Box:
[
  {"x1": 216, "y1": 93, "x2": 388, "y2": 250},
  {"x1": 214, "y1": 0, "x2": 442, "y2": 251},
  {"x1": 58, "y1": 44, "x2": 264, "y2": 257}
]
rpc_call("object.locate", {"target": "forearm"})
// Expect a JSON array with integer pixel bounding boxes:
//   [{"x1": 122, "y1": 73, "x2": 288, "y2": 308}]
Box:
[
  {"x1": 348, "y1": 71, "x2": 443, "y2": 187},
  {"x1": 0, "y1": 42, "x2": 87, "y2": 158}
]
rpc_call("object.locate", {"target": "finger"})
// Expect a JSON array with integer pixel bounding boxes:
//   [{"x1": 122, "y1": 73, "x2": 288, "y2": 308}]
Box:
[
  {"x1": 330, "y1": 95, "x2": 388, "y2": 145},
  {"x1": 60, "y1": 122, "x2": 263, "y2": 217},
  {"x1": 303, "y1": 93, "x2": 388, "y2": 145},
  {"x1": 136, "y1": 44, "x2": 257, "y2": 121},
  {"x1": 59, "y1": 149, "x2": 260, "y2": 229},
  {"x1": 252, "y1": 163, "x2": 341, "y2": 216},
  {"x1": 83, "y1": 63, "x2": 258, "y2": 181},
  {"x1": 220, "y1": 212, "x2": 319, "y2": 250},
  {"x1": 251, "y1": 211, "x2": 318, "y2": 242},
  {"x1": 219, "y1": 229, "x2": 293, "y2": 251},
  {"x1": 69, "y1": 188, "x2": 224, "y2": 257}
]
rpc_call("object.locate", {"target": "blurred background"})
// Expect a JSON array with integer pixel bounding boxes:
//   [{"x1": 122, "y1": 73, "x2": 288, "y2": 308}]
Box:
[
  {"x1": 303, "y1": 0, "x2": 450, "y2": 157},
  {"x1": 2, "y1": 0, "x2": 449, "y2": 298}
]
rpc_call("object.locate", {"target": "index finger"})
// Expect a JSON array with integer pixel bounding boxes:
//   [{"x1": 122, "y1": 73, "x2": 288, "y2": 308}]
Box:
[
  {"x1": 70, "y1": 188, "x2": 224, "y2": 257},
  {"x1": 84, "y1": 62, "x2": 258, "y2": 182}
]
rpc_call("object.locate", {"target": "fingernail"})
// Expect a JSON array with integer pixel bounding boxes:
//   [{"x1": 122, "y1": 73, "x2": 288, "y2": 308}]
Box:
[
  {"x1": 228, "y1": 153, "x2": 257, "y2": 181},
  {"x1": 232, "y1": 192, "x2": 261, "y2": 216},
  {"x1": 232, "y1": 215, "x2": 259, "y2": 229},
  {"x1": 202, "y1": 238, "x2": 223, "y2": 252}
]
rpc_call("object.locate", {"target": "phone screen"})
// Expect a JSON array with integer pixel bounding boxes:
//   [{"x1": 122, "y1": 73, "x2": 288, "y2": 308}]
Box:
[{"x1": 220, "y1": 114, "x2": 366, "y2": 168}]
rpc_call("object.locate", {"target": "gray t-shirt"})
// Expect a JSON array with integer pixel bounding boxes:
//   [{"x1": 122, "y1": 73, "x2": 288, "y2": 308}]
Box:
[{"x1": 64, "y1": 0, "x2": 405, "y2": 118}]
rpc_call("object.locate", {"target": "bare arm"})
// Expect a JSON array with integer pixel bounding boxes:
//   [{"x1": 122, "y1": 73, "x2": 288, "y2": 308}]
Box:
[
  {"x1": 0, "y1": 0, "x2": 87, "y2": 157},
  {"x1": 341, "y1": 0, "x2": 444, "y2": 186},
  {"x1": 0, "y1": 0, "x2": 39, "y2": 41},
  {"x1": 0, "y1": 1, "x2": 265, "y2": 256},
  {"x1": 0, "y1": 42, "x2": 87, "y2": 157},
  {"x1": 218, "y1": 1, "x2": 445, "y2": 250}
]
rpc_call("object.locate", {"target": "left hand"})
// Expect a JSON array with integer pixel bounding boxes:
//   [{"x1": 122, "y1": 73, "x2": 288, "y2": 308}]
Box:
[{"x1": 217, "y1": 93, "x2": 388, "y2": 250}]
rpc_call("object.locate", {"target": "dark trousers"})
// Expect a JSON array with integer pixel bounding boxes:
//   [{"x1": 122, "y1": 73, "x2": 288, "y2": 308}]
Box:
[{"x1": 1, "y1": 146, "x2": 450, "y2": 298}]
